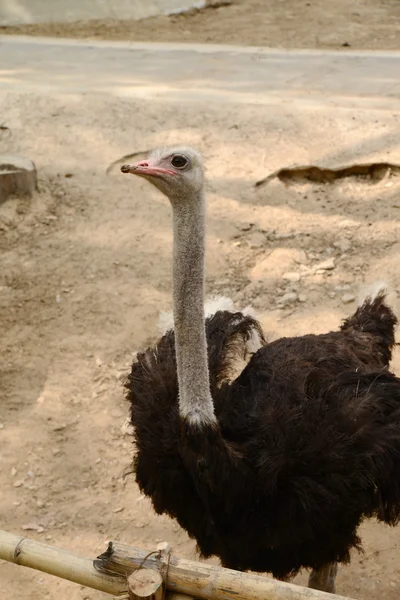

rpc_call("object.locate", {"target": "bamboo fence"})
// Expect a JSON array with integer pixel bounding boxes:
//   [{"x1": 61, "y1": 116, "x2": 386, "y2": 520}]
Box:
[{"x1": 0, "y1": 529, "x2": 354, "y2": 600}]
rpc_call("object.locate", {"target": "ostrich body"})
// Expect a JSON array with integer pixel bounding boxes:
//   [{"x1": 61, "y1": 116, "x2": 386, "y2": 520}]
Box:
[{"x1": 121, "y1": 146, "x2": 400, "y2": 593}]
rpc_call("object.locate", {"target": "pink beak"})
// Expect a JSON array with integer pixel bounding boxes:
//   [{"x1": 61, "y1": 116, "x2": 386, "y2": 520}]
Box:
[{"x1": 121, "y1": 160, "x2": 176, "y2": 177}]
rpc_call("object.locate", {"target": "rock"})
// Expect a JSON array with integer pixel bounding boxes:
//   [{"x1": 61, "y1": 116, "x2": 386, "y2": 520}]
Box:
[
  {"x1": 21, "y1": 523, "x2": 45, "y2": 533},
  {"x1": 335, "y1": 284, "x2": 351, "y2": 291},
  {"x1": 251, "y1": 248, "x2": 304, "y2": 281},
  {"x1": 333, "y1": 238, "x2": 351, "y2": 253},
  {"x1": 280, "y1": 292, "x2": 298, "y2": 305},
  {"x1": 298, "y1": 294, "x2": 307, "y2": 302},
  {"x1": 274, "y1": 232, "x2": 295, "y2": 240},
  {"x1": 239, "y1": 222, "x2": 253, "y2": 231},
  {"x1": 282, "y1": 272, "x2": 300, "y2": 282},
  {"x1": 341, "y1": 293, "x2": 356, "y2": 304},
  {"x1": 0, "y1": 155, "x2": 37, "y2": 204},
  {"x1": 247, "y1": 231, "x2": 266, "y2": 249},
  {"x1": 315, "y1": 257, "x2": 335, "y2": 271},
  {"x1": 294, "y1": 250, "x2": 308, "y2": 264}
]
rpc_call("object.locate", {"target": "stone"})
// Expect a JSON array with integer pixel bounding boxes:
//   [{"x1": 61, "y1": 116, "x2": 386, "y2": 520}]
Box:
[
  {"x1": 282, "y1": 272, "x2": 300, "y2": 282},
  {"x1": 314, "y1": 257, "x2": 335, "y2": 271},
  {"x1": 298, "y1": 293, "x2": 307, "y2": 302},
  {"x1": 333, "y1": 238, "x2": 352, "y2": 253},
  {"x1": 280, "y1": 292, "x2": 298, "y2": 305},
  {"x1": 247, "y1": 231, "x2": 266, "y2": 249},
  {"x1": 294, "y1": 250, "x2": 308, "y2": 264},
  {"x1": 0, "y1": 155, "x2": 37, "y2": 204},
  {"x1": 341, "y1": 293, "x2": 356, "y2": 304},
  {"x1": 251, "y1": 248, "x2": 303, "y2": 281}
]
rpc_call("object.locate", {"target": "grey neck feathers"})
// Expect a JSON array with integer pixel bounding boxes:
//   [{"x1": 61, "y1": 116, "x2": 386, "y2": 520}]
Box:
[{"x1": 171, "y1": 190, "x2": 217, "y2": 427}]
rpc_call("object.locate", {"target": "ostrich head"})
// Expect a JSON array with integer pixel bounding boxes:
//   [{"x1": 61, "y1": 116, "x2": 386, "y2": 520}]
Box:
[{"x1": 121, "y1": 146, "x2": 204, "y2": 202}]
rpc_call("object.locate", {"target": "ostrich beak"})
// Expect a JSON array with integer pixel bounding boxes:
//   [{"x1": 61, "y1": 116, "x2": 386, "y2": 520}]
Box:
[{"x1": 121, "y1": 160, "x2": 176, "y2": 178}]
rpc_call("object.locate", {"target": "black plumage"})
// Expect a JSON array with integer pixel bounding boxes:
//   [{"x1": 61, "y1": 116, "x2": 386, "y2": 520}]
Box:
[{"x1": 125, "y1": 292, "x2": 400, "y2": 580}]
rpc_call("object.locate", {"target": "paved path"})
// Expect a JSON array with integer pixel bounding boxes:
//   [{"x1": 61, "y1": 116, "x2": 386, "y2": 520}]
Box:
[
  {"x1": 0, "y1": 0, "x2": 201, "y2": 26},
  {"x1": 1, "y1": 36, "x2": 399, "y2": 109}
]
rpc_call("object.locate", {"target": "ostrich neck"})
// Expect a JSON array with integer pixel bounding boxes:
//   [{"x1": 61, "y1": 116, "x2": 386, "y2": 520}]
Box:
[{"x1": 172, "y1": 192, "x2": 216, "y2": 426}]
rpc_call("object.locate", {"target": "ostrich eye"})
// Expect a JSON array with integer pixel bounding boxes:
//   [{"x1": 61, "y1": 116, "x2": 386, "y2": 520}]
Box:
[{"x1": 171, "y1": 155, "x2": 188, "y2": 169}]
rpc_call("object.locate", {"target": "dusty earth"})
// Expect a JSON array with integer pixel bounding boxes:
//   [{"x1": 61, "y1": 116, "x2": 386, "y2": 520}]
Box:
[
  {"x1": 1, "y1": 2, "x2": 400, "y2": 600},
  {"x1": 1, "y1": 0, "x2": 400, "y2": 50}
]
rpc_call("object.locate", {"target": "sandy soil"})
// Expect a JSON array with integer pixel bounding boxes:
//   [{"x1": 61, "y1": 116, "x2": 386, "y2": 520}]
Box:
[
  {"x1": 0, "y1": 0, "x2": 399, "y2": 50},
  {"x1": 1, "y1": 2, "x2": 400, "y2": 599},
  {"x1": 0, "y1": 89, "x2": 399, "y2": 599}
]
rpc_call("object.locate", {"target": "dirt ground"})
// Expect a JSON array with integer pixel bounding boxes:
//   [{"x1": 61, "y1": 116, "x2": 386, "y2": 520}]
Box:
[
  {"x1": 1, "y1": 0, "x2": 400, "y2": 50},
  {"x1": 1, "y1": 2, "x2": 400, "y2": 599}
]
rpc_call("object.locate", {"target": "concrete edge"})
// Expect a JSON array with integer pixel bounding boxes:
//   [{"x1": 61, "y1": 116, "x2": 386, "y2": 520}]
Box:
[{"x1": 1, "y1": 34, "x2": 400, "y2": 59}]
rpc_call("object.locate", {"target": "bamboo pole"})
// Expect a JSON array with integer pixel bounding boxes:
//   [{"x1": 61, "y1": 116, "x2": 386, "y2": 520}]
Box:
[
  {"x1": 0, "y1": 529, "x2": 126, "y2": 595},
  {"x1": 95, "y1": 541, "x2": 354, "y2": 600},
  {"x1": 0, "y1": 529, "x2": 190, "y2": 600},
  {"x1": 0, "y1": 530, "x2": 354, "y2": 600}
]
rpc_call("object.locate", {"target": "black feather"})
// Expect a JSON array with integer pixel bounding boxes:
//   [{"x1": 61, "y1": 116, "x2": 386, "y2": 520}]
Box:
[{"x1": 125, "y1": 295, "x2": 400, "y2": 580}]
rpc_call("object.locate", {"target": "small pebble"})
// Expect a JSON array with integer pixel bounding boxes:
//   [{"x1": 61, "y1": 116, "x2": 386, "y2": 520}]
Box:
[
  {"x1": 247, "y1": 232, "x2": 266, "y2": 249},
  {"x1": 282, "y1": 272, "x2": 300, "y2": 282},
  {"x1": 315, "y1": 257, "x2": 335, "y2": 271},
  {"x1": 280, "y1": 292, "x2": 298, "y2": 305},
  {"x1": 298, "y1": 294, "x2": 307, "y2": 303},
  {"x1": 333, "y1": 238, "x2": 351, "y2": 253},
  {"x1": 342, "y1": 293, "x2": 356, "y2": 304},
  {"x1": 294, "y1": 250, "x2": 308, "y2": 265}
]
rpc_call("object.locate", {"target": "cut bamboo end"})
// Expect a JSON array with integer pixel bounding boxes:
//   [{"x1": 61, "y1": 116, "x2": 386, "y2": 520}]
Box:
[{"x1": 128, "y1": 568, "x2": 164, "y2": 600}]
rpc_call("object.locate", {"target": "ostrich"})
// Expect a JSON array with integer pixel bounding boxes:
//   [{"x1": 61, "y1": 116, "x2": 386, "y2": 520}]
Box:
[{"x1": 121, "y1": 146, "x2": 400, "y2": 594}]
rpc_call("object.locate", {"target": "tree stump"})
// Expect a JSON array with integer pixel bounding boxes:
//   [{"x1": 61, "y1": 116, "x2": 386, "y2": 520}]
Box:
[
  {"x1": 0, "y1": 155, "x2": 37, "y2": 204},
  {"x1": 127, "y1": 568, "x2": 164, "y2": 600}
]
